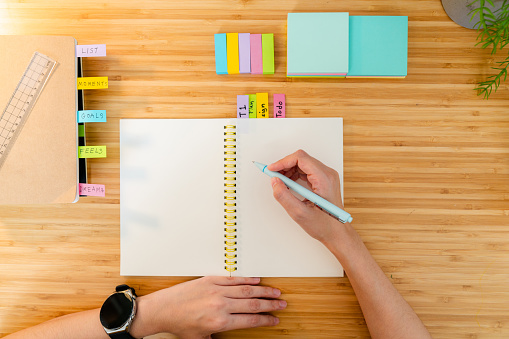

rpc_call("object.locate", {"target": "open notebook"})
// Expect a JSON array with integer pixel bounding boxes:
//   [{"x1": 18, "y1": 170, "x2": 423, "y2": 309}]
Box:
[{"x1": 120, "y1": 118, "x2": 344, "y2": 277}]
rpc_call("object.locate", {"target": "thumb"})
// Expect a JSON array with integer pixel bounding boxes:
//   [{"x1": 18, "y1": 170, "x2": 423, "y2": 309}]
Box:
[{"x1": 271, "y1": 177, "x2": 308, "y2": 219}]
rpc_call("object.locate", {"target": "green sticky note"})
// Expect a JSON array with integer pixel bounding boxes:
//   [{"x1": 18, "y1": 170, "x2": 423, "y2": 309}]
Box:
[
  {"x1": 262, "y1": 33, "x2": 274, "y2": 75},
  {"x1": 78, "y1": 124, "x2": 85, "y2": 137},
  {"x1": 78, "y1": 146, "x2": 107, "y2": 158},
  {"x1": 248, "y1": 94, "x2": 257, "y2": 118},
  {"x1": 287, "y1": 13, "x2": 349, "y2": 76}
]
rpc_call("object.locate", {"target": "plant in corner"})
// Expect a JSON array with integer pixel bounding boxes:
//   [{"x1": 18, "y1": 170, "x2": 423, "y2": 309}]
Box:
[{"x1": 469, "y1": 0, "x2": 509, "y2": 99}]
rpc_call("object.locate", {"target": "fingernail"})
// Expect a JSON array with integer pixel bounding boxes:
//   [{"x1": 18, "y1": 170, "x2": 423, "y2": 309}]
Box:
[
  {"x1": 273, "y1": 288, "x2": 281, "y2": 297},
  {"x1": 274, "y1": 317, "x2": 280, "y2": 325},
  {"x1": 252, "y1": 277, "x2": 261, "y2": 283},
  {"x1": 279, "y1": 300, "x2": 287, "y2": 308}
]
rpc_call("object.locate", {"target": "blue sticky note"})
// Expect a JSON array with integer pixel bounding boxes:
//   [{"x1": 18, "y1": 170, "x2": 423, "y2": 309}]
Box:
[
  {"x1": 347, "y1": 16, "x2": 408, "y2": 77},
  {"x1": 287, "y1": 13, "x2": 349, "y2": 76},
  {"x1": 214, "y1": 33, "x2": 228, "y2": 75},
  {"x1": 77, "y1": 110, "x2": 107, "y2": 123}
]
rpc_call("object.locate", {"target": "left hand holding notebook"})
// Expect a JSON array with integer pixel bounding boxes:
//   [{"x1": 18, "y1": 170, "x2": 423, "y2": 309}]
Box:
[{"x1": 131, "y1": 276, "x2": 284, "y2": 338}]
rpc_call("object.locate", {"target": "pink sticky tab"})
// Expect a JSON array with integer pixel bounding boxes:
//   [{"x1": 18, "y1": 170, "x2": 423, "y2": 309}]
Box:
[
  {"x1": 76, "y1": 44, "x2": 107, "y2": 57},
  {"x1": 273, "y1": 94, "x2": 285, "y2": 118},
  {"x1": 250, "y1": 34, "x2": 263, "y2": 74},
  {"x1": 79, "y1": 183, "x2": 106, "y2": 197}
]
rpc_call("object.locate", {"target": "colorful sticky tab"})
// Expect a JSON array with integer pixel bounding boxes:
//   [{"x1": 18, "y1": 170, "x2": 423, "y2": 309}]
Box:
[
  {"x1": 78, "y1": 146, "x2": 107, "y2": 158},
  {"x1": 76, "y1": 44, "x2": 107, "y2": 57},
  {"x1": 250, "y1": 34, "x2": 263, "y2": 74},
  {"x1": 77, "y1": 77, "x2": 108, "y2": 90},
  {"x1": 214, "y1": 33, "x2": 228, "y2": 75},
  {"x1": 273, "y1": 94, "x2": 285, "y2": 118},
  {"x1": 77, "y1": 110, "x2": 107, "y2": 123},
  {"x1": 79, "y1": 183, "x2": 106, "y2": 197},
  {"x1": 256, "y1": 93, "x2": 269, "y2": 118},
  {"x1": 237, "y1": 95, "x2": 249, "y2": 118},
  {"x1": 78, "y1": 124, "x2": 85, "y2": 138},
  {"x1": 248, "y1": 94, "x2": 257, "y2": 118},
  {"x1": 238, "y1": 33, "x2": 251, "y2": 74},
  {"x1": 262, "y1": 34, "x2": 275, "y2": 74},
  {"x1": 226, "y1": 33, "x2": 240, "y2": 74}
]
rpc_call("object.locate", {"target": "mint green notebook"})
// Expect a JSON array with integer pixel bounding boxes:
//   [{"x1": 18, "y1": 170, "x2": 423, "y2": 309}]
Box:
[
  {"x1": 348, "y1": 16, "x2": 408, "y2": 77},
  {"x1": 287, "y1": 12, "x2": 349, "y2": 76}
]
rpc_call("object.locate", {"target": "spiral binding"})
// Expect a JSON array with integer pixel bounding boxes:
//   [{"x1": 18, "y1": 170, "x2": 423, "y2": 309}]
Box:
[{"x1": 223, "y1": 125, "x2": 237, "y2": 274}]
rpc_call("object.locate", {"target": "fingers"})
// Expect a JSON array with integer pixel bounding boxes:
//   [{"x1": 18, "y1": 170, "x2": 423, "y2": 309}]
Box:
[
  {"x1": 267, "y1": 149, "x2": 325, "y2": 176},
  {"x1": 209, "y1": 276, "x2": 261, "y2": 286},
  {"x1": 223, "y1": 284, "x2": 281, "y2": 299},
  {"x1": 271, "y1": 177, "x2": 309, "y2": 220},
  {"x1": 227, "y1": 298, "x2": 287, "y2": 314},
  {"x1": 227, "y1": 314, "x2": 280, "y2": 331}
]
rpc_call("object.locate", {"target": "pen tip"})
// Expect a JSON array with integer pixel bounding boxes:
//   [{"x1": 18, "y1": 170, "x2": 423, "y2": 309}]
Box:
[{"x1": 252, "y1": 161, "x2": 254, "y2": 163}]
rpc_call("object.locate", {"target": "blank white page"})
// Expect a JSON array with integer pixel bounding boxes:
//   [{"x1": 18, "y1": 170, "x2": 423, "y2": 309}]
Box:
[
  {"x1": 235, "y1": 118, "x2": 344, "y2": 277},
  {"x1": 120, "y1": 119, "x2": 227, "y2": 276}
]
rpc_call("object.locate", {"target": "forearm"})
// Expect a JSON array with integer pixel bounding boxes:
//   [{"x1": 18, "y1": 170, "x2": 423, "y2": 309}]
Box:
[
  {"x1": 325, "y1": 223, "x2": 432, "y2": 339},
  {"x1": 4, "y1": 296, "x2": 156, "y2": 339}
]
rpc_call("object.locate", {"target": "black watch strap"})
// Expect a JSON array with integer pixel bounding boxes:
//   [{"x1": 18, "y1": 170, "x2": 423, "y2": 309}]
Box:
[
  {"x1": 116, "y1": 284, "x2": 138, "y2": 297},
  {"x1": 110, "y1": 333, "x2": 136, "y2": 339}
]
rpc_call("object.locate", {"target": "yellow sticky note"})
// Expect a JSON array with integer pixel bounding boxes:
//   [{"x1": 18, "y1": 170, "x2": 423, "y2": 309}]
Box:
[
  {"x1": 78, "y1": 146, "x2": 107, "y2": 158},
  {"x1": 77, "y1": 77, "x2": 108, "y2": 89},
  {"x1": 256, "y1": 93, "x2": 269, "y2": 118},
  {"x1": 226, "y1": 33, "x2": 239, "y2": 74}
]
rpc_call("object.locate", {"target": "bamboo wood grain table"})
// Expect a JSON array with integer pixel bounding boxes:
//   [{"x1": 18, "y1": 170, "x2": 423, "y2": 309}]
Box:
[{"x1": 1, "y1": 1, "x2": 508, "y2": 338}]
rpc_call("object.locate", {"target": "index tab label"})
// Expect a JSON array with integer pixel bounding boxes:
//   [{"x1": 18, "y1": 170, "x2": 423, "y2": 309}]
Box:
[
  {"x1": 79, "y1": 183, "x2": 106, "y2": 197},
  {"x1": 77, "y1": 110, "x2": 107, "y2": 123},
  {"x1": 76, "y1": 44, "x2": 107, "y2": 57},
  {"x1": 248, "y1": 94, "x2": 257, "y2": 118},
  {"x1": 273, "y1": 94, "x2": 285, "y2": 118},
  {"x1": 256, "y1": 93, "x2": 269, "y2": 118},
  {"x1": 78, "y1": 146, "x2": 107, "y2": 158},
  {"x1": 237, "y1": 95, "x2": 249, "y2": 118},
  {"x1": 77, "y1": 77, "x2": 108, "y2": 90}
]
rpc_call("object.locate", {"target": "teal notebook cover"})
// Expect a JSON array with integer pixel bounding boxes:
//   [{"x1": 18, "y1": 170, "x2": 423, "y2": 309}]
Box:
[
  {"x1": 287, "y1": 12, "x2": 349, "y2": 75},
  {"x1": 348, "y1": 16, "x2": 408, "y2": 77}
]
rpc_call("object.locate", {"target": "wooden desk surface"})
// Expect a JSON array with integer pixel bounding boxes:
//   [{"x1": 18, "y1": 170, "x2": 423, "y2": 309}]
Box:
[{"x1": 1, "y1": 1, "x2": 508, "y2": 338}]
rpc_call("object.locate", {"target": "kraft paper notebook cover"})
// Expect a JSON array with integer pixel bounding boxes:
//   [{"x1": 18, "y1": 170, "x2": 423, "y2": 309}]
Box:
[
  {"x1": 120, "y1": 118, "x2": 344, "y2": 277},
  {"x1": 0, "y1": 35, "x2": 78, "y2": 204}
]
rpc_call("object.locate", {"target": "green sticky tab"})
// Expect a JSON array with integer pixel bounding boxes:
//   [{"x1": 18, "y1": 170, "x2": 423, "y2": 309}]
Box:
[
  {"x1": 248, "y1": 94, "x2": 257, "y2": 118},
  {"x1": 78, "y1": 124, "x2": 85, "y2": 137},
  {"x1": 262, "y1": 34, "x2": 274, "y2": 74},
  {"x1": 78, "y1": 146, "x2": 107, "y2": 158}
]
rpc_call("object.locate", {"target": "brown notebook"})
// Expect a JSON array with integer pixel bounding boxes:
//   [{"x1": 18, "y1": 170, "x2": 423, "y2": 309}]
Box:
[{"x1": 0, "y1": 36, "x2": 78, "y2": 204}]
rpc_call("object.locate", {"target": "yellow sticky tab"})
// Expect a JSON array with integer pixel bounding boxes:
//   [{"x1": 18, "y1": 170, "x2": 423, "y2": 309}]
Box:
[
  {"x1": 78, "y1": 146, "x2": 107, "y2": 158},
  {"x1": 226, "y1": 33, "x2": 239, "y2": 74},
  {"x1": 77, "y1": 77, "x2": 109, "y2": 89},
  {"x1": 256, "y1": 93, "x2": 269, "y2": 118}
]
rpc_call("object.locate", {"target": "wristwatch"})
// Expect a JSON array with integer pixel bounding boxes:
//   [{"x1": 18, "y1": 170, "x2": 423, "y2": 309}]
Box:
[{"x1": 100, "y1": 284, "x2": 140, "y2": 339}]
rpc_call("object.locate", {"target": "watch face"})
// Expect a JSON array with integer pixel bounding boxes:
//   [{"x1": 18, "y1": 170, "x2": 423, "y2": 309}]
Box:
[{"x1": 100, "y1": 292, "x2": 134, "y2": 329}]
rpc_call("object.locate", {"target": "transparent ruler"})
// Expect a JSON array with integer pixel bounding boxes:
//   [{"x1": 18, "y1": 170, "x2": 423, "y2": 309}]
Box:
[{"x1": 0, "y1": 52, "x2": 57, "y2": 170}]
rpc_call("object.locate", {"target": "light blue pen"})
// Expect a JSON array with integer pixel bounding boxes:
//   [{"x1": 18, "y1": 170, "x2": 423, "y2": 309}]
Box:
[{"x1": 253, "y1": 161, "x2": 353, "y2": 223}]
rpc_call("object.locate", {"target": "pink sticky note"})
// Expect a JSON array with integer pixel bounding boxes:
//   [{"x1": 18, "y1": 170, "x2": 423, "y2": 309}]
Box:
[
  {"x1": 76, "y1": 44, "x2": 107, "y2": 57},
  {"x1": 239, "y1": 33, "x2": 251, "y2": 73},
  {"x1": 79, "y1": 183, "x2": 106, "y2": 197},
  {"x1": 273, "y1": 94, "x2": 285, "y2": 118},
  {"x1": 237, "y1": 95, "x2": 249, "y2": 118},
  {"x1": 250, "y1": 34, "x2": 263, "y2": 74}
]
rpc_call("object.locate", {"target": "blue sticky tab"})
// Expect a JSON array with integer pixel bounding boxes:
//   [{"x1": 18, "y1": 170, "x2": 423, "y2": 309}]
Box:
[
  {"x1": 77, "y1": 110, "x2": 107, "y2": 123},
  {"x1": 214, "y1": 33, "x2": 228, "y2": 75}
]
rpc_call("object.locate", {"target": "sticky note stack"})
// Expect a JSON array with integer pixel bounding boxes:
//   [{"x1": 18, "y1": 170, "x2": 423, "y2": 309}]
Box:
[
  {"x1": 287, "y1": 13, "x2": 349, "y2": 77},
  {"x1": 215, "y1": 33, "x2": 275, "y2": 75},
  {"x1": 347, "y1": 16, "x2": 408, "y2": 78},
  {"x1": 287, "y1": 13, "x2": 408, "y2": 78}
]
